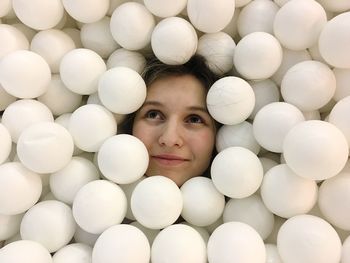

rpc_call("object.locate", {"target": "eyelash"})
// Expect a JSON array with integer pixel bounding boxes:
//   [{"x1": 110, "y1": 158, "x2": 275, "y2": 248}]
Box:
[{"x1": 144, "y1": 110, "x2": 206, "y2": 124}]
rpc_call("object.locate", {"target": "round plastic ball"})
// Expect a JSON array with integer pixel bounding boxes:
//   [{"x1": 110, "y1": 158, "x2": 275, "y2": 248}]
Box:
[
  {"x1": 211, "y1": 147, "x2": 263, "y2": 198},
  {"x1": 12, "y1": 0, "x2": 64, "y2": 30},
  {"x1": 50, "y1": 156, "x2": 100, "y2": 205},
  {"x1": 317, "y1": 0, "x2": 350, "y2": 12},
  {"x1": 62, "y1": 0, "x2": 109, "y2": 23},
  {"x1": 207, "y1": 221, "x2": 266, "y2": 263},
  {"x1": 17, "y1": 122, "x2": 74, "y2": 174},
  {"x1": 0, "y1": 0, "x2": 11, "y2": 17},
  {"x1": 329, "y1": 96, "x2": 350, "y2": 148},
  {"x1": 106, "y1": 48, "x2": 146, "y2": 73},
  {"x1": 196, "y1": 32, "x2": 235, "y2": 74},
  {"x1": 2, "y1": 99, "x2": 54, "y2": 143},
  {"x1": 207, "y1": 76, "x2": 255, "y2": 125},
  {"x1": 180, "y1": 177, "x2": 225, "y2": 227},
  {"x1": 281, "y1": 60, "x2": 336, "y2": 111},
  {"x1": 72, "y1": 180, "x2": 127, "y2": 234},
  {"x1": 144, "y1": 0, "x2": 186, "y2": 17},
  {"x1": 0, "y1": 50, "x2": 51, "y2": 98},
  {"x1": 92, "y1": 224, "x2": 150, "y2": 263},
  {"x1": 98, "y1": 66, "x2": 146, "y2": 114},
  {"x1": 60, "y1": 48, "x2": 106, "y2": 95},
  {"x1": 318, "y1": 12, "x2": 350, "y2": 68},
  {"x1": 151, "y1": 17, "x2": 197, "y2": 65},
  {"x1": 110, "y1": 2, "x2": 155, "y2": 50},
  {"x1": 223, "y1": 194, "x2": 275, "y2": 240},
  {"x1": 97, "y1": 134, "x2": 148, "y2": 184},
  {"x1": 131, "y1": 176, "x2": 183, "y2": 229},
  {"x1": 0, "y1": 24, "x2": 29, "y2": 59},
  {"x1": 260, "y1": 164, "x2": 318, "y2": 218},
  {"x1": 318, "y1": 172, "x2": 350, "y2": 230},
  {"x1": 283, "y1": 120, "x2": 349, "y2": 180},
  {"x1": 187, "y1": 0, "x2": 236, "y2": 33},
  {"x1": 0, "y1": 162, "x2": 42, "y2": 215},
  {"x1": 20, "y1": 200, "x2": 76, "y2": 252},
  {"x1": 253, "y1": 102, "x2": 305, "y2": 153},
  {"x1": 277, "y1": 214, "x2": 342, "y2": 263},
  {"x1": 273, "y1": 0, "x2": 327, "y2": 50},
  {"x1": 151, "y1": 224, "x2": 207, "y2": 263},
  {"x1": 0, "y1": 240, "x2": 52, "y2": 263},
  {"x1": 30, "y1": 29, "x2": 75, "y2": 73},
  {"x1": 233, "y1": 32, "x2": 283, "y2": 80},
  {"x1": 52, "y1": 243, "x2": 92, "y2": 263},
  {"x1": 0, "y1": 213, "x2": 23, "y2": 241}
]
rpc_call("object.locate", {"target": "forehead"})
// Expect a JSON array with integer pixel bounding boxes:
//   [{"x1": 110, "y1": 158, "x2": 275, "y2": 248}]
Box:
[{"x1": 146, "y1": 74, "x2": 207, "y2": 105}]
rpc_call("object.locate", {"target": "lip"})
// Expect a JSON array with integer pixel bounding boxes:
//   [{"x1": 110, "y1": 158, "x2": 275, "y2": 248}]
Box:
[{"x1": 151, "y1": 154, "x2": 189, "y2": 166}]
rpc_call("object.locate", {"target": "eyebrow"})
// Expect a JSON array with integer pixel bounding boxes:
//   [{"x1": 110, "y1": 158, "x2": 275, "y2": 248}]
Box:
[{"x1": 142, "y1": 101, "x2": 209, "y2": 114}]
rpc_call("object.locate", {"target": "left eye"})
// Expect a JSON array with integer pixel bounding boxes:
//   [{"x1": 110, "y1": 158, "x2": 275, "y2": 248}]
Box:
[{"x1": 187, "y1": 115, "x2": 204, "y2": 124}]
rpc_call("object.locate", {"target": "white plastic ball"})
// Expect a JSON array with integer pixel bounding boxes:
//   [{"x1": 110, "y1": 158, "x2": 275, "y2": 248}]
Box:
[
  {"x1": 144, "y1": 0, "x2": 187, "y2": 17},
  {"x1": 0, "y1": 24, "x2": 29, "y2": 59},
  {"x1": 333, "y1": 68, "x2": 350, "y2": 101},
  {"x1": 0, "y1": 0, "x2": 11, "y2": 17},
  {"x1": 271, "y1": 48, "x2": 312, "y2": 86},
  {"x1": 317, "y1": 0, "x2": 350, "y2": 12},
  {"x1": 0, "y1": 213, "x2": 23, "y2": 241},
  {"x1": 277, "y1": 214, "x2": 342, "y2": 263},
  {"x1": 253, "y1": 102, "x2": 305, "y2": 153},
  {"x1": 17, "y1": 122, "x2": 74, "y2": 174},
  {"x1": 0, "y1": 84, "x2": 16, "y2": 111},
  {"x1": 216, "y1": 121, "x2": 260, "y2": 154},
  {"x1": 20, "y1": 200, "x2": 76, "y2": 252},
  {"x1": 187, "y1": 0, "x2": 236, "y2": 33},
  {"x1": 80, "y1": 16, "x2": 119, "y2": 59},
  {"x1": 196, "y1": 32, "x2": 235, "y2": 74},
  {"x1": 211, "y1": 147, "x2": 263, "y2": 198},
  {"x1": 273, "y1": 0, "x2": 327, "y2": 50},
  {"x1": 98, "y1": 66, "x2": 146, "y2": 114},
  {"x1": 106, "y1": 48, "x2": 146, "y2": 73},
  {"x1": 318, "y1": 172, "x2": 350, "y2": 230},
  {"x1": 130, "y1": 221, "x2": 160, "y2": 245},
  {"x1": 37, "y1": 74, "x2": 82, "y2": 116},
  {"x1": 92, "y1": 224, "x2": 150, "y2": 263},
  {"x1": 12, "y1": 0, "x2": 64, "y2": 30},
  {"x1": 0, "y1": 162, "x2": 42, "y2": 215},
  {"x1": 342, "y1": 235, "x2": 350, "y2": 263},
  {"x1": 119, "y1": 176, "x2": 144, "y2": 220},
  {"x1": 180, "y1": 177, "x2": 225, "y2": 227},
  {"x1": 2, "y1": 99, "x2": 54, "y2": 143},
  {"x1": 233, "y1": 32, "x2": 283, "y2": 80},
  {"x1": 222, "y1": 8, "x2": 240, "y2": 39},
  {"x1": 283, "y1": 120, "x2": 349, "y2": 180},
  {"x1": 0, "y1": 50, "x2": 51, "y2": 98},
  {"x1": 207, "y1": 76, "x2": 255, "y2": 125},
  {"x1": 319, "y1": 12, "x2": 350, "y2": 68},
  {"x1": 50, "y1": 156, "x2": 99, "y2": 205},
  {"x1": 249, "y1": 79, "x2": 280, "y2": 119},
  {"x1": 62, "y1": 0, "x2": 109, "y2": 23},
  {"x1": 329, "y1": 96, "x2": 350, "y2": 148},
  {"x1": 207, "y1": 221, "x2": 266, "y2": 263},
  {"x1": 0, "y1": 240, "x2": 52, "y2": 263},
  {"x1": 281, "y1": 60, "x2": 336, "y2": 111},
  {"x1": 131, "y1": 176, "x2": 183, "y2": 229},
  {"x1": 237, "y1": 0, "x2": 279, "y2": 37},
  {"x1": 151, "y1": 224, "x2": 207, "y2": 263},
  {"x1": 30, "y1": 29, "x2": 75, "y2": 73},
  {"x1": 0, "y1": 124, "x2": 11, "y2": 164},
  {"x1": 97, "y1": 134, "x2": 148, "y2": 184},
  {"x1": 181, "y1": 222, "x2": 210, "y2": 244},
  {"x1": 151, "y1": 16, "x2": 197, "y2": 65},
  {"x1": 68, "y1": 104, "x2": 117, "y2": 152},
  {"x1": 110, "y1": 2, "x2": 155, "y2": 50},
  {"x1": 52, "y1": 243, "x2": 92, "y2": 263},
  {"x1": 60, "y1": 48, "x2": 106, "y2": 95},
  {"x1": 72, "y1": 180, "x2": 127, "y2": 234},
  {"x1": 223, "y1": 194, "x2": 275, "y2": 240},
  {"x1": 265, "y1": 244, "x2": 283, "y2": 263},
  {"x1": 260, "y1": 164, "x2": 318, "y2": 218}
]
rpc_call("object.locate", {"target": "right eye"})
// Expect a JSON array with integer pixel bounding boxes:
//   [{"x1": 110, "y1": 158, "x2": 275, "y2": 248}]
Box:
[{"x1": 145, "y1": 110, "x2": 163, "y2": 120}]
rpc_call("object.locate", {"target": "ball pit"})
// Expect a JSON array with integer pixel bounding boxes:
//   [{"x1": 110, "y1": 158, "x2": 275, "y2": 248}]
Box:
[{"x1": 1, "y1": 1, "x2": 350, "y2": 262}]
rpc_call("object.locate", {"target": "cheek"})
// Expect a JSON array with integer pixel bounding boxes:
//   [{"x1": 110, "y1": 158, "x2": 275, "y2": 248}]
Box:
[
  {"x1": 190, "y1": 130, "x2": 216, "y2": 158},
  {"x1": 132, "y1": 122, "x2": 154, "y2": 150}
]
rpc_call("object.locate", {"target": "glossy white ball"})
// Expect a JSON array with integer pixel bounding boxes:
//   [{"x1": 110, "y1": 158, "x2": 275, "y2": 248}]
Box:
[
  {"x1": 62, "y1": 0, "x2": 109, "y2": 23},
  {"x1": 52, "y1": 243, "x2": 92, "y2": 263},
  {"x1": 0, "y1": 24, "x2": 29, "y2": 59},
  {"x1": 144, "y1": 0, "x2": 187, "y2": 17},
  {"x1": 106, "y1": 48, "x2": 146, "y2": 73}
]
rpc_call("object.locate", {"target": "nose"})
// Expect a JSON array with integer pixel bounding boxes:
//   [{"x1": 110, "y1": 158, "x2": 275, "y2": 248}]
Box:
[{"x1": 158, "y1": 119, "x2": 183, "y2": 147}]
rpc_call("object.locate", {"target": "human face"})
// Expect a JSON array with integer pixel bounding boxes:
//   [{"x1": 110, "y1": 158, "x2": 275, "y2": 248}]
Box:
[{"x1": 132, "y1": 74, "x2": 216, "y2": 186}]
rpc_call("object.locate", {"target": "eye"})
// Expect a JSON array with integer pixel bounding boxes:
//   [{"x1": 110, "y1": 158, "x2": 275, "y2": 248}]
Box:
[
  {"x1": 146, "y1": 110, "x2": 163, "y2": 120},
  {"x1": 186, "y1": 115, "x2": 204, "y2": 124}
]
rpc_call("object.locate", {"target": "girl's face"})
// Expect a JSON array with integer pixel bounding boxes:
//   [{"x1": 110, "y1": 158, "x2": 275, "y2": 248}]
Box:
[{"x1": 132, "y1": 74, "x2": 216, "y2": 186}]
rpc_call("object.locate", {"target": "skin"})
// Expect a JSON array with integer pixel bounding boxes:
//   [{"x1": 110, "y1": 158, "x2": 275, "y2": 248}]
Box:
[{"x1": 132, "y1": 74, "x2": 216, "y2": 186}]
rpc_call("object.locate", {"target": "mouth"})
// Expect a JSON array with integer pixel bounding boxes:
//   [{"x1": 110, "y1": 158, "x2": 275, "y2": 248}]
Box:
[{"x1": 151, "y1": 154, "x2": 189, "y2": 166}]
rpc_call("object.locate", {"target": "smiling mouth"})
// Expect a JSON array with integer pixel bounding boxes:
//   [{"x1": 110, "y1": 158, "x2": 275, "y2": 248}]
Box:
[{"x1": 151, "y1": 155, "x2": 189, "y2": 166}]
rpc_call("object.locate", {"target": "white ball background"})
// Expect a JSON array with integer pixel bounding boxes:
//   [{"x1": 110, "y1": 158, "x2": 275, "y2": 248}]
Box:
[{"x1": 0, "y1": 1, "x2": 350, "y2": 262}]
